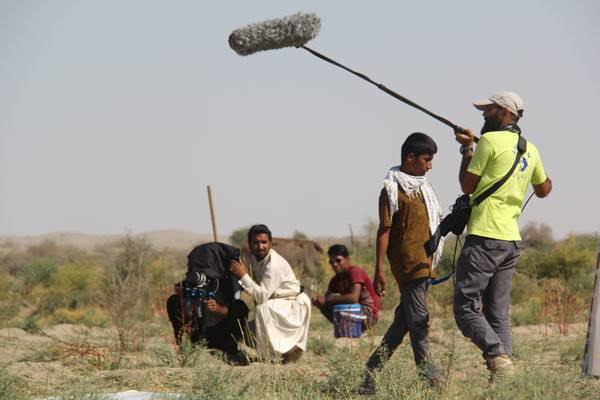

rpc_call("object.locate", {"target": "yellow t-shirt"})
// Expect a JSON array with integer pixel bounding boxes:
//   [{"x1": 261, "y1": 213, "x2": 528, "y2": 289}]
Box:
[{"x1": 467, "y1": 131, "x2": 547, "y2": 241}]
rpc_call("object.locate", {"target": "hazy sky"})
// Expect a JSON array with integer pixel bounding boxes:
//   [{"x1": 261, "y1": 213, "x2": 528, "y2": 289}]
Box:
[{"x1": 1, "y1": 1, "x2": 599, "y2": 240}]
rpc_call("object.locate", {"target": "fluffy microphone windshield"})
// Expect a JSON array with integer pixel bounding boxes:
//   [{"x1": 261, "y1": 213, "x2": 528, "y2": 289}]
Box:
[{"x1": 229, "y1": 12, "x2": 321, "y2": 56}]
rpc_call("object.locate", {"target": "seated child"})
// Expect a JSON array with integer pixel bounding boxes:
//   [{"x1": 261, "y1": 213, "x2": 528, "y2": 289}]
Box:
[{"x1": 311, "y1": 244, "x2": 379, "y2": 329}]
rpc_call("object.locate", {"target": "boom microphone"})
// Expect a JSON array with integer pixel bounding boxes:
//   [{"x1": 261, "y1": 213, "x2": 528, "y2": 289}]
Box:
[
  {"x1": 229, "y1": 13, "x2": 473, "y2": 139},
  {"x1": 228, "y1": 12, "x2": 321, "y2": 56}
]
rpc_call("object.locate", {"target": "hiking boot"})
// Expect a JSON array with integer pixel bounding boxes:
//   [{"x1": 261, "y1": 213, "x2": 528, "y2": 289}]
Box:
[{"x1": 485, "y1": 354, "x2": 515, "y2": 383}]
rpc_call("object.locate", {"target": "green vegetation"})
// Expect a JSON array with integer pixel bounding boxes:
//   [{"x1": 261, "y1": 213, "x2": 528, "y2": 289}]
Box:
[{"x1": 0, "y1": 224, "x2": 598, "y2": 398}]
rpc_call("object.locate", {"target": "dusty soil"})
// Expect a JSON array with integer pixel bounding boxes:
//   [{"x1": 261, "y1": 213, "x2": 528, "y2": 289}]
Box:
[{"x1": 1, "y1": 314, "x2": 596, "y2": 399}]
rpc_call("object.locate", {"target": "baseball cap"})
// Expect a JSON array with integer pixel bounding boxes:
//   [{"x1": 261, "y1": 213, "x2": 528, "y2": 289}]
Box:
[{"x1": 473, "y1": 91, "x2": 524, "y2": 116}]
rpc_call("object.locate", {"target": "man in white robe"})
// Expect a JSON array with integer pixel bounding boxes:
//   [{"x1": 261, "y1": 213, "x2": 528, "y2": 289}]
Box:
[{"x1": 230, "y1": 224, "x2": 311, "y2": 363}]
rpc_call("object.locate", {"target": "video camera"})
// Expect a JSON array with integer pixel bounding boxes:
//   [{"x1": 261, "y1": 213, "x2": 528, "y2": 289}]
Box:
[{"x1": 177, "y1": 269, "x2": 220, "y2": 300}]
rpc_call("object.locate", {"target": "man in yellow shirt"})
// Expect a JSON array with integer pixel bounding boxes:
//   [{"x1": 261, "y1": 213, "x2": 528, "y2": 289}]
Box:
[{"x1": 453, "y1": 91, "x2": 552, "y2": 381}]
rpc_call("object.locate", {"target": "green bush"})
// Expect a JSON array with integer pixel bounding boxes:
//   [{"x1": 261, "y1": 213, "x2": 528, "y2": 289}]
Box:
[
  {"x1": 511, "y1": 298, "x2": 543, "y2": 326},
  {"x1": 293, "y1": 230, "x2": 308, "y2": 240},
  {"x1": 45, "y1": 306, "x2": 109, "y2": 327},
  {"x1": 229, "y1": 226, "x2": 250, "y2": 247},
  {"x1": 510, "y1": 272, "x2": 542, "y2": 305},
  {"x1": 42, "y1": 261, "x2": 101, "y2": 312},
  {"x1": 0, "y1": 274, "x2": 23, "y2": 324},
  {"x1": 15, "y1": 258, "x2": 58, "y2": 288},
  {"x1": 103, "y1": 235, "x2": 154, "y2": 350},
  {"x1": 520, "y1": 234, "x2": 596, "y2": 289}
]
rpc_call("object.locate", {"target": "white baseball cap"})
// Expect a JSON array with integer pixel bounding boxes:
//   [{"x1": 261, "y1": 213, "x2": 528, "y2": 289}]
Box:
[{"x1": 473, "y1": 91, "x2": 524, "y2": 116}]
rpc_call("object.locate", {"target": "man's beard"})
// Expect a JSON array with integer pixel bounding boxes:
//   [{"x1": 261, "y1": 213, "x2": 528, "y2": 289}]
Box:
[{"x1": 480, "y1": 116, "x2": 502, "y2": 135}]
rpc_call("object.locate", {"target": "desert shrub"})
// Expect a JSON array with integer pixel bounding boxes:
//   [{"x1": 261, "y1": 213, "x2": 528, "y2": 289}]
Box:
[
  {"x1": 42, "y1": 261, "x2": 101, "y2": 312},
  {"x1": 15, "y1": 258, "x2": 58, "y2": 289},
  {"x1": 292, "y1": 230, "x2": 308, "y2": 240},
  {"x1": 19, "y1": 344, "x2": 63, "y2": 362},
  {"x1": 541, "y1": 278, "x2": 586, "y2": 334},
  {"x1": 0, "y1": 274, "x2": 23, "y2": 326},
  {"x1": 186, "y1": 362, "x2": 247, "y2": 400},
  {"x1": 0, "y1": 366, "x2": 21, "y2": 400},
  {"x1": 44, "y1": 306, "x2": 109, "y2": 327},
  {"x1": 309, "y1": 335, "x2": 335, "y2": 356},
  {"x1": 229, "y1": 226, "x2": 250, "y2": 247},
  {"x1": 323, "y1": 347, "x2": 363, "y2": 397},
  {"x1": 19, "y1": 313, "x2": 41, "y2": 333},
  {"x1": 521, "y1": 221, "x2": 555, "y2": 248},
  {"x1": 510, "y1": 272, "x2": 541, "y2": 305},
  {"x1": 511, "y1": 297, "x2": 543, "y2": 326},
  {"x1": 102, "y1": 235, "x2": 154, "y2": 351},
  {"x1": 520, "y1": 234, "x2": 596, "y2": 290},
  {"x1": 147, "y1": 257, "x2": 184, "y2": 317},
  {"x1": 451, "y1": 366, "x2": 599, "y2": 400},
  {"x1": 559, "y1": 336, "x2": 585, "y2": 364}
]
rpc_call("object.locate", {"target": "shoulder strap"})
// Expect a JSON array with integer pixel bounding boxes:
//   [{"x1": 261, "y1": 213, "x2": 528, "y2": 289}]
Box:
[{"x1": 472, "y1": 136, "x2": 527, "y2": 206}]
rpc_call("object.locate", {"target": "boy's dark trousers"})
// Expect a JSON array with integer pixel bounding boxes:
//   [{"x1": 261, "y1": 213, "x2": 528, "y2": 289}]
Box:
[{"x1": 365, "y1": 277, "x2": 438, "y2": 379}]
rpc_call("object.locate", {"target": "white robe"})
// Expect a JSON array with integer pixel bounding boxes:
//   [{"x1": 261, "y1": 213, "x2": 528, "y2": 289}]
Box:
[{"x1": 239, "y1": 249, "x2": 311, "y2": 357}]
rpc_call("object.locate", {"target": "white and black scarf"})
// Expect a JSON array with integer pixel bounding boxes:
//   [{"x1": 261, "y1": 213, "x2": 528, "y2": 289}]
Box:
[{"x1": 383, "y1": 167, "x2": 445, "y2": 269}]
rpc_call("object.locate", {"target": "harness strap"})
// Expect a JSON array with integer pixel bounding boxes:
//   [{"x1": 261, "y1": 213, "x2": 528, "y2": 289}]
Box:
[{"x1": 472, "y1": 136, "x2": 527, "y2": 206}]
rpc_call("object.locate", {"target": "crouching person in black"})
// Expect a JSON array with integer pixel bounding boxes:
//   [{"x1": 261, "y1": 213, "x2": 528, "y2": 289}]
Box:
[{"x1": 166, "y1": 242, "x2": 249, "y2": 361}]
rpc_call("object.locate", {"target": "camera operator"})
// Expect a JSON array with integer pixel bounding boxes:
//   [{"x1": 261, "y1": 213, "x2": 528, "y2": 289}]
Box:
[{"x1": 166, "y1": 242, "x2": 249, "y2": 358}]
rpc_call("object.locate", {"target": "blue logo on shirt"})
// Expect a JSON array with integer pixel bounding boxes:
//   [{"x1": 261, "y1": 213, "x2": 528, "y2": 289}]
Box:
[{"x1": 519, "y1": 156, "x2": 528, "y2": 172}]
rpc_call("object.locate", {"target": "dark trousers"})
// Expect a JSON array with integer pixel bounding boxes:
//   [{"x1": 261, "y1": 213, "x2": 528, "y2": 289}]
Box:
[
  {"x1": 453, "y1": 235, "x2": 521, "y2": 358},
  {"x1": 166, "y1": 295, "x2": 249, "y2": 355},
  {"x1": 365, "y1": 277, "x2": 437, "y2": 379}
]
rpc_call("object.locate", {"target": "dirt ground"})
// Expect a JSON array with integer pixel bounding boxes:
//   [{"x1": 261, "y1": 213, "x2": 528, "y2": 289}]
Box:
[{"x1": 2, "y1": 311, "x2": 599, "y2": 399}]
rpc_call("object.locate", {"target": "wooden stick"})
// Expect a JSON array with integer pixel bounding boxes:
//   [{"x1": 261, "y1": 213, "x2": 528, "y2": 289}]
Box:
[{"x1": 207, "y1": 185, "x2": 218, "y2": 242}]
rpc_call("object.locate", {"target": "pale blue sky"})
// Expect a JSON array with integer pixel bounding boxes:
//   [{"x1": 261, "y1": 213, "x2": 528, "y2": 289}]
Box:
[{"x1": 1, "y1": 0, "x2": 599, "y2": 239}]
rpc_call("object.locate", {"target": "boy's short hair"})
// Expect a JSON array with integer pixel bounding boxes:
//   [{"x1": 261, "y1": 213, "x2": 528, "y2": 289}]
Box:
[
  {"x1": 247, "y1": 224, "x2": 272, "y2": 242},
  {"x1": 401, "y1": 132, "x2": 437, "y2": 161},
  {"x1": 327, "y1": 244, "x2": 350, "y2": 258}
]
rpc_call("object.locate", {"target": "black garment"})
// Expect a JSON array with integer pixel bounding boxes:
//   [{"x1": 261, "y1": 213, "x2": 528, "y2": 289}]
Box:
[
  {"x1": 365, "y1": 277, "x2": 438, "y2": 380},
  {"x1": 168, "y1": 242, "x2": 248, "y2": 355},
  {"x1": 187, "y1": 242, "x2": 241, "y2": 285},
  {"x1": 167, "y1": 294, "x2": 249, "y2": 355},
  {"x1": 186, "y1": 242, "x2": 243, "y2": 306}
]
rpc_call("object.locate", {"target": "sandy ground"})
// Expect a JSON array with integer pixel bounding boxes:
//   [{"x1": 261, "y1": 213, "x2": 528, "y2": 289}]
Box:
[{"x1": 1, "y1": 316, "x2": 596, "y2": 399}]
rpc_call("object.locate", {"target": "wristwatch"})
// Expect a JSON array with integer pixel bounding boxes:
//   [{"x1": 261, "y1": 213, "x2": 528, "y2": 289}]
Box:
[{"x1": 460, "y1": 144, "x2": 473, "y2": 155}]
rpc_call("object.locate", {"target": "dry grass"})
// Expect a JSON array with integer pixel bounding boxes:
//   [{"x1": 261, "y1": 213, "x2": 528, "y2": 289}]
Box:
[{"x1": 1, "y1": 310, "x2": 599, "y2": 400}]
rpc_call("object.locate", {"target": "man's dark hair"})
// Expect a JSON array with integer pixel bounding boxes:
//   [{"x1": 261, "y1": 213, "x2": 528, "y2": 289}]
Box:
[
  {"x1": 401, "y1": 132, "x2": 437, "y2": 161},
  {"x1": 247, "y1": 224, "x2": 272, "y2": 242},
  {"x1": 327, "y1": 244, "x2": 349, "y2": 258}
]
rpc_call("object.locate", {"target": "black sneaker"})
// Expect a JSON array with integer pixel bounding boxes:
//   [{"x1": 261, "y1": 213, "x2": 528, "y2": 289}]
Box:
[{"x1": 356, "y1": 375, "x2": 376, "y2": 396}]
